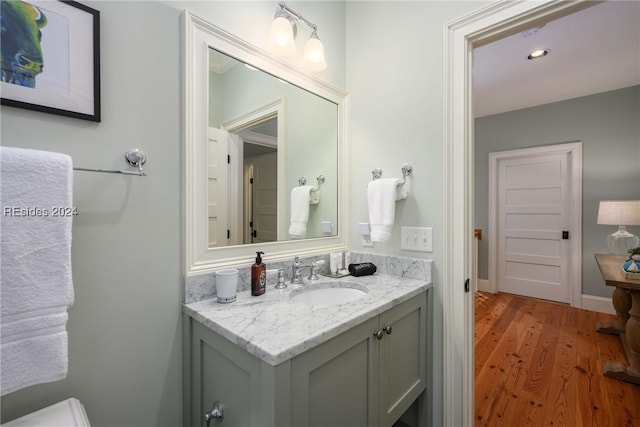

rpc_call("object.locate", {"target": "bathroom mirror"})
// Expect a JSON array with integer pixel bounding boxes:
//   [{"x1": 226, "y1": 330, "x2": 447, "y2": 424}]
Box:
[
  {"x1": 184, "y1": 11, "x2": 348, "y2": 274},
  {"x1": 208, "y1": 47, "x2": 338, "y2": 248}
]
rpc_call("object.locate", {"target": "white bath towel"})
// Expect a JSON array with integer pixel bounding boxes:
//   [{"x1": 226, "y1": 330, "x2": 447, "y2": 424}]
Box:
[
  {"x1": 367, "y1": 178, "x2": 405, "y2": 242},
  {"x1": 1, "y1": 309, "x2": 70, "y2": 395},
  {"x1": 0, "y1": 146, "x2": 74, "y2": 396},
  {"x1": 289, "y1": 185, "x2": 316, "y2": 239}
]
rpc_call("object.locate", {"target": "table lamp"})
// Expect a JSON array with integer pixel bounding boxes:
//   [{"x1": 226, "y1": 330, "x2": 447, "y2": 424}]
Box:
[{"x1": 597, "y1": 200, "x2": 640, "y2": 255}]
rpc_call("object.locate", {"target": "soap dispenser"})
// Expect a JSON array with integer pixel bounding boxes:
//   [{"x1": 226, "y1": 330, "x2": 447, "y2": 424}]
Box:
[{"x1": 251, "y1": 251, "x2": 266, "y2": 296}]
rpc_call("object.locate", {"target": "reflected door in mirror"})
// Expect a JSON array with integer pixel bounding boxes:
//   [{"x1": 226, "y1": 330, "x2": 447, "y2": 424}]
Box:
[
  {"x1": 247, "y1": 150, "x2": 277, "y2": 243},
  {"x1": 208, "y1": 127, "x2": 229, "y2": 247}
]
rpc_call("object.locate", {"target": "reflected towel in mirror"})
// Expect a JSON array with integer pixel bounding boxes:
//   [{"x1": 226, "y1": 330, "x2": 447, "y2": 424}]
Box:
[{"x1": 289, "y1": 185, "x2": 317, "y2": 239}]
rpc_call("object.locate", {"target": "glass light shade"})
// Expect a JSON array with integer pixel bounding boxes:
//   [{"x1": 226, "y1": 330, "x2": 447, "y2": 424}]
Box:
[
  {"x1": 269, "y1": 16, "x2": 296, "y2": 56},
  {"x1": 304, "y1": 35, "x2": 326, "y2": 71}
]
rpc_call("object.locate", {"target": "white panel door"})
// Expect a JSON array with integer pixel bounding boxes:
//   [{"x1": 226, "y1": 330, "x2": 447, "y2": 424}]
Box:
[
  {"x1": 497, "y1": 152, "x2": 571, "y2": 303},
  {"x1": 250, "y1": 152, "x2": 277, "y2": 243},
  {"x1": 207, "y1": 127, "x2": 229, "y2": 247}
]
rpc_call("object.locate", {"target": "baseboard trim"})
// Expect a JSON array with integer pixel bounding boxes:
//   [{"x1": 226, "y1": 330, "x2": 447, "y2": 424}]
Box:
[
  {"x1": 581, "y1": 294, "x2": 615, "y2": 315},
  {"x1": 474, "y1": 286, "x2": 614, "y2": 315},
  {"x1": 477, "y1": 279, "x2": 491, "y2": 293}
]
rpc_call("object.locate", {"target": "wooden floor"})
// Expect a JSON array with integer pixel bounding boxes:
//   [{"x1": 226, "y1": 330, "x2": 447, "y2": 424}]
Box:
[{"x1": 475, "y1": 292, "x2": 640, "y2": 427}]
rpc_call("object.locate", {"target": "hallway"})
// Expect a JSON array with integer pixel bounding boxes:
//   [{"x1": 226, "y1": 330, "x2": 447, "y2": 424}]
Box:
[{"x1": 474, "y1": 292, "x2": 640, "y2": 426}]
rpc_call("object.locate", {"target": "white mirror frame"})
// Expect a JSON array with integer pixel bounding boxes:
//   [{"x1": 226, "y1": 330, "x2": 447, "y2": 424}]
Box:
[{"x1": 183, "y1": 11, "x2": 349, "y2": 275}]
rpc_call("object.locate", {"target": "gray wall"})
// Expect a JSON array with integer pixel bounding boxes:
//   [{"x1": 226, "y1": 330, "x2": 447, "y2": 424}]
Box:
[
  {"x1": 1, "y1": 1, "x2": 346, "y2": 426},
  {"x1": 344, "y1": 2, "x2": 488, "y2": 426},
  {"x1": 474, "y1": 85, "x2": 640, "y2": 298},
  {"x1": 1, "y1": 2, "x2": 182, "y2": 425}
]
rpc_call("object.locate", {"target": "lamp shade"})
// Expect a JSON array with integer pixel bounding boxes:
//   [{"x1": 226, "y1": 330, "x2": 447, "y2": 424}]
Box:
[
  {"x1": 304, "y1": 32, "x2": 326, "y2": 71},
  {"x1": 597, "y1": 200, "x2": 640, "y2": 225},
  {"x1": 269, "y1": 16, "x2": 296, "y2": 56}
]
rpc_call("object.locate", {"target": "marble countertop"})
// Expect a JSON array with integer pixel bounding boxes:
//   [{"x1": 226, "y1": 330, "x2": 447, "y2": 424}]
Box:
[{"x1": 183, "y1": 273, "x2": 432, "y2": 366}]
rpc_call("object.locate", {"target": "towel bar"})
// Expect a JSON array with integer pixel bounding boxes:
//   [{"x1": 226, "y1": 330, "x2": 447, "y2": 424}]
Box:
[
  {"x1": 371, "y1": 164, "x2": 413, "y2": 184},
  {"x1": 73, "y1": 149, "x2": 147, "y2": 176},
  {"x1": 298, "y1": 175, "x2": 325, "y2": 190}
]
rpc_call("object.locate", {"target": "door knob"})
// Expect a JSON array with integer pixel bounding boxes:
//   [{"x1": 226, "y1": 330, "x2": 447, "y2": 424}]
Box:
[
  {"x1": 374, "y1": 329, "x2": 384, "y2": 340},
  {"x1": 383, "y1": 325, "x2": 392, "y2": 335},
  {"x1": 205, "y1": 401, "x2": 224, "y2": 425}
]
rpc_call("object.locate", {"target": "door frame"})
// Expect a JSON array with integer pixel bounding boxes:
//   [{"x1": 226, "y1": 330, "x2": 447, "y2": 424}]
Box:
[
  {"x1": 487, "y1": 142, "x2": 583, "y2": 306},
  {"x1": 222, "y1": 98, "x2": 286, "y2": 240},
  {"x1": 443, "y1": 1, "x2": 594, "y2": 426},
  {"x1": 240, "y1": 132, "x2": 277, "y2": 244}
]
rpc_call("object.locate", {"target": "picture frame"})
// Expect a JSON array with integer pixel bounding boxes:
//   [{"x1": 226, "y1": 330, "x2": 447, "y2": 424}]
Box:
[{"x1": 1, "y1": 0, "x2": 101, "y2": 122}]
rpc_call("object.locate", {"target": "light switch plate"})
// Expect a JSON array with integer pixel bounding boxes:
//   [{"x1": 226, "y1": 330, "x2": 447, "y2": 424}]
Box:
[
  {"x1": 401, "y1": 226, "x2": 433, "y2": 252},
  {"x1": 358, "y1": 222, "x2": 370, "y2": 235}
]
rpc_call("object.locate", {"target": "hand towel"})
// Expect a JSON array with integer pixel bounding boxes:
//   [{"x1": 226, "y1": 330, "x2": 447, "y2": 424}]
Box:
[
  {"x1": 1, "y1": 146, "x2": 74, "y2": 396},
  {"x1": 289, "y1": 185, "x2": 315, "y2": 239},
  {"x1": 367, "y1": 178, "x2": 404, "y2": 242}
]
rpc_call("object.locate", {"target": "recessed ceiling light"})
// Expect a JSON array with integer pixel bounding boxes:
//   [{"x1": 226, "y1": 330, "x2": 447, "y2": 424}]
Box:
[{"x1": 527, "y1": 48, "x2": 550, "y2": 60}]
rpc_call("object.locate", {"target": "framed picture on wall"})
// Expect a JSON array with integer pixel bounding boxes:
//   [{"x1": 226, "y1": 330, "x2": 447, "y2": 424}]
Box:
[{"x1": 0, "y1": 0, "x2": 101, "y2": 122}]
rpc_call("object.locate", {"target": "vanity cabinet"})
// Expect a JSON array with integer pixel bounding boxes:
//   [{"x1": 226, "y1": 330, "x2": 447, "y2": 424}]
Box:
[
  {"x1": 291, "y1": 291, "x2": 427, "y2": 426},
  {"x1": 187, "y1": 291, "x2": 428, "y2": 427}
]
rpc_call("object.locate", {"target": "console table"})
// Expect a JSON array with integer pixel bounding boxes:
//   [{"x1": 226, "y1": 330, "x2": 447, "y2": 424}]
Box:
[{"x1": 595, "y1": 253, "x2": 640, "y2": 385}]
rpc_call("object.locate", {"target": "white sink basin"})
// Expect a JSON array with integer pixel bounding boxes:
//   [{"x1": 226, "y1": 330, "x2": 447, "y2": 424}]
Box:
[{"x1": 290, "y1": 281, "x2": 368, "y2": 305}]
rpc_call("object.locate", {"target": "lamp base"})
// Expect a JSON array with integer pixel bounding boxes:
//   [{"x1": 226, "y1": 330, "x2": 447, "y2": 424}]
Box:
[{"x1": 607, "y1": 226, "x2": 640, "y2": 255}]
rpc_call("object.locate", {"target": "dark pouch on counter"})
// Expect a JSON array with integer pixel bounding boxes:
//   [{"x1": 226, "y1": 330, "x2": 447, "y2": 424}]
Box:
[{"x1": 348, "y1": 262, "x2": 377, "y2": 277}]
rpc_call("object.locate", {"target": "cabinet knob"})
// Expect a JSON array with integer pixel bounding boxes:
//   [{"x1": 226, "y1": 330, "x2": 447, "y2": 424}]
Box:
[
  {"x1": 383, "y1": 325, "x2": 392, "y2": 335},
  {"x1": 374, "y1": 329, "x2": 384, "y2": 340},
  {"x1": 205, "y1": 401, "x2": 224, "y2": 425}
]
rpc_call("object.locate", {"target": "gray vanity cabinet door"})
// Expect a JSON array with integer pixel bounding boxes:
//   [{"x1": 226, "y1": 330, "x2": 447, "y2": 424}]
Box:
[
  {"x1": 378, "y1": 293, "x2": 427, "y2": 426},
  {"x1": 290, "y1": 316, "x2": 379, "y2": 427},
  {"x1": 191, "y1": 322, "x2": 268, "y2": 427}
]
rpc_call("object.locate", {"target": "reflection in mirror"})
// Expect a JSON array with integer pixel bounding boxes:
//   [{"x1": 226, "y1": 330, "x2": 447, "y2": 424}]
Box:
[
  {"x1": 184, "y1": 11, "x2": 347, "y2": 274},
  {"x1": 207, "y1": 48, "x2": 338, "y2": 248},
  {"x1": 238, "y1": 118, "x2": 277, "y2": 245}
]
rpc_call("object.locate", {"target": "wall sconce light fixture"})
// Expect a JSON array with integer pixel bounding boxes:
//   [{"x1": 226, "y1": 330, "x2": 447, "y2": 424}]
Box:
[
  {"x1": 269, "y1": 2, "x2": 327, "y2": 72},
  {"x1": 597, "y1": 200, "x2": 640, "y2": 254}
]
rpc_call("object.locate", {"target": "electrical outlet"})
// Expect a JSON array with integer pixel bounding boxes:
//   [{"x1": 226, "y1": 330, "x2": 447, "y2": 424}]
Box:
[
  {"x1": 362, "y1": 234, "x2": 373, "y2": 247},
  {"x1": 401, "y1": 226, "x2": 433, "y2": 252}
]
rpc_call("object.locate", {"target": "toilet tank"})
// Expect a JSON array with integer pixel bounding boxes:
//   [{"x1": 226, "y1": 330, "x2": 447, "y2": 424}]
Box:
[{"x1": 1, "y1": 398, "x2": 90, "y2": 427}]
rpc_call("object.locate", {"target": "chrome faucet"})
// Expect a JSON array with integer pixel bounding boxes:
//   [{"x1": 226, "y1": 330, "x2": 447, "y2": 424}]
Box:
[{"x1": 291, "y1": 257, "x2": 320, "y2": 284}]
